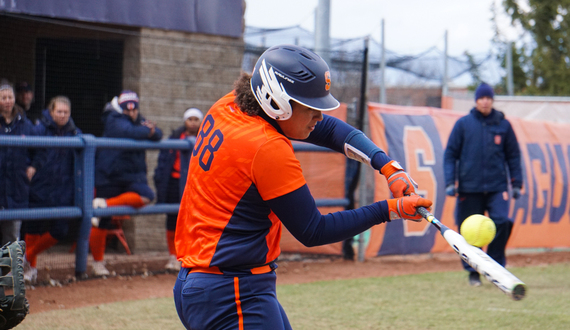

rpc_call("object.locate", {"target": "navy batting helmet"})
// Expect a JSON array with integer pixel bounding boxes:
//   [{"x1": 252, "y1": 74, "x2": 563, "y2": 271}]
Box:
[{"x1": 250, "y1": 44, "x2": 340, "y2": 121}]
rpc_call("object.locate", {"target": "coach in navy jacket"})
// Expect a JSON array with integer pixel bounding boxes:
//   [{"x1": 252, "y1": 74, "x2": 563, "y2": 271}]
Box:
[
  {"x1": 444, "y1": 106, "x2": 522, "y2": 193},
  {"x1": 443, "y1": 82, "x2": 523, "y2": 287}
]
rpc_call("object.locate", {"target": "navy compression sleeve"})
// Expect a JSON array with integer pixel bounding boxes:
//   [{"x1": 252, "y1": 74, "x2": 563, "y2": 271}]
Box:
[
  {"x1": 301, "y1": 114, "x2": 352, "y2": 153},
  {"x1": 267, "y1": 184, "x2": 390, "y2": 247},
  {"x1": 302, "y1": 115, "x2": 392, "y2": 170},
  {"x1": 345, "y1": 130, "x2": 392, "y2": 169}
]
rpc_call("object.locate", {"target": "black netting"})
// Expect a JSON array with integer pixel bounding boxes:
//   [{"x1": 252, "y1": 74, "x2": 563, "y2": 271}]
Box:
[{"x1": 244, "y1": 25, "x2": 494, "y2": 90}]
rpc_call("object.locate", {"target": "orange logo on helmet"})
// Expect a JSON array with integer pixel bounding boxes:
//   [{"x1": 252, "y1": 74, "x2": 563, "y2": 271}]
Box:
[{"x1": 325, "y1": 71, "x2": 331, "y2": 91}]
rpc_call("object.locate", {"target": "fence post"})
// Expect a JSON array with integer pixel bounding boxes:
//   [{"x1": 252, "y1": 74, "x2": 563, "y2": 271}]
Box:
[{"x1": 75, "y1": 134, "x2": 96, "y2": 278}]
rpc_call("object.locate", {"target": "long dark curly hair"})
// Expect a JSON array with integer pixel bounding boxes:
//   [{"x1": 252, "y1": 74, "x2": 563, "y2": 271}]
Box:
[{"x1": 233, "y1": 72, "x2": 263, "y2": 116}]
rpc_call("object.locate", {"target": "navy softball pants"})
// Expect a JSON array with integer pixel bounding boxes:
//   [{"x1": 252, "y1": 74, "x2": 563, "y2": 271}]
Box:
[
  {"x1": 174, "y1": 268, "x2": 292, "y2": 330},
  {"x1": 455, "y1": 191, "x2": 513, "y2": 272}
]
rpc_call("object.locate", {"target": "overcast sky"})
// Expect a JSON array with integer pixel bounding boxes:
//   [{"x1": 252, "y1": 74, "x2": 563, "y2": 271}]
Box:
[{"x1": 244, "y1": 0, "x2": 521, "y2": 57}]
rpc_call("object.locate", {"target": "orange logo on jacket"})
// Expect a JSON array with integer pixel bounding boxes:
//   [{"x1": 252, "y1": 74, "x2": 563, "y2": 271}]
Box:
[
  {"x1": 324, "y1": 71, "x2": 331, "y2": 91},
  {"x1": 494, "y1": 135, "x2": 501, "y2": 145}
]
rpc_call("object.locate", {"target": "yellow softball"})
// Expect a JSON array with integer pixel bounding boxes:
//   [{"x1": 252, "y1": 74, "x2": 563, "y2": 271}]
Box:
[{"x1": 460, "y1": 214, "x2": 496, "y2": 247}]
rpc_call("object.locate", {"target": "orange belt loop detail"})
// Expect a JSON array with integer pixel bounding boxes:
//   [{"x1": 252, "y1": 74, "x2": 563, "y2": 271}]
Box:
[{"x1": 250, "y1": 264, "x2": 273, "y2": 274}]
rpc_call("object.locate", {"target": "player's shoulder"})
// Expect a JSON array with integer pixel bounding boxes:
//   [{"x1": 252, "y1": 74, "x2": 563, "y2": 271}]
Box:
[
  {"x1": 261, "y1": 131, "x2": 293, "y2": 150},
  {"x1": 209, "y1": 92, "x2": 235, "y2": 112},
  {"x1": 210, "y1": 95, "x2": 281, "y2": 137},
  {"x1": 206, "y1": 97, "x2": 285, "y2": 151}
]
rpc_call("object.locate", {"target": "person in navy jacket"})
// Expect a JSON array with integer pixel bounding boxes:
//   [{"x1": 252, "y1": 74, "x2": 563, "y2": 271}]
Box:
[
  {"x1": 444, "y1": 82, "x2": 523, "y2": 287},
  {"x1": 0, "y1": 82, "x2": 40, "y2": 247},
  {"x1": 23, "y1": 96, "x2": 81, "y2": 284},
  {"x1": 90, "y1": 90, "x2": 163, "y2": 276},
  {"x1": 154, "y1": 107, "x2": 202, "y2": 271}
]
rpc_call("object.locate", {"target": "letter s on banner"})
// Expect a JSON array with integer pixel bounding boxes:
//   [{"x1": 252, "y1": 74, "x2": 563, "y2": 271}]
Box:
[{"x1": 403, "y1": 126, "x2": 437, "y2": 236}]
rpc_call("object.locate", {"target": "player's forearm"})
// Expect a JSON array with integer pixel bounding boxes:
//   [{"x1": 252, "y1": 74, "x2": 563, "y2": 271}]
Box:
[
  {"x1": 268, "y1": 184, "x2": 390, "y2": 247},
  {"x1": 301, "y1": 204, "x2": 389, "y2": 246},
  {"x1": 301, "y1": 114, "x2": 352, "y2": 153},
  {"x1": 304, "y1": 115, "x2": 392, "y2": 169},
  {"x1": 345, "y1": 130, "x2": 392, "y2": 170}
]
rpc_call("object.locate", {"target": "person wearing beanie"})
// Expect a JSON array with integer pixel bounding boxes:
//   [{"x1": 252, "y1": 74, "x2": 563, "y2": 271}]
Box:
[
  {"x1": 473, "y1": 82, "x2": 494, "y2": 116},
  {"x1": 443, "y1": 82, "x2": 523, "y2": 287},
  {"x1": 154, "y1": 107, "x2": 203, "y2": 271},
  {"x1": 90, "y1": 90, "x2": 163, "y2": 276},
  {"x1": 15, "y1": 81, "x2": 42, "y2": 124}
]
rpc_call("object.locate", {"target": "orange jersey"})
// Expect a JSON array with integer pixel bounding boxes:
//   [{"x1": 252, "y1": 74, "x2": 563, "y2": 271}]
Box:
[{"x1": 175, "y1": 92, "x2": 306, "y2": 269}]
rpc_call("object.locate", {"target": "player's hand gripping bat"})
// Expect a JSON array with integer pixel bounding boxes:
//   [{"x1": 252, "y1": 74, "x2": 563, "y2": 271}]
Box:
[{"x1": 417, "y1": 207, "x2": 526, "y2": 301}]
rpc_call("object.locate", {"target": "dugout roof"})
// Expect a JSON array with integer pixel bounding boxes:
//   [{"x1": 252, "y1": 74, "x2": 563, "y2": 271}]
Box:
[{"x1": 0, "y1": 0, "x2": 244, "y2": 38}]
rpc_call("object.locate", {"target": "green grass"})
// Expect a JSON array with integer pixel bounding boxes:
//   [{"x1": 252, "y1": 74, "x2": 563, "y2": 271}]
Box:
[{"x1": 18, "y1": 264, "x2": 570, "y2": 330}]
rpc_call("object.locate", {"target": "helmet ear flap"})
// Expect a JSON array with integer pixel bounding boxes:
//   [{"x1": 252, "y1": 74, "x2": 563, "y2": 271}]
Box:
[{"x1": 253, "y1": 59, "x2": 292, "y2": 120}]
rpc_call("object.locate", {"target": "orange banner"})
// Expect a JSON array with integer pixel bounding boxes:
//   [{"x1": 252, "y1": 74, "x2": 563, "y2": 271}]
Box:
[
  {"x1": 280, "y1": 102, "x2": 570, "y2": 257},
  {"x1": 367, "y1": 103, "x2": 570, "y2": 256}
]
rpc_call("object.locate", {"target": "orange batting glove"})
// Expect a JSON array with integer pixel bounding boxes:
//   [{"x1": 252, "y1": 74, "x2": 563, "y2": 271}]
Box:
[
  {"x1": 387, "y1": 195, "x2": 433, "y2": 222},
  {"x1": 381, "y1": 160, "x2": 418, "y2": 198}
]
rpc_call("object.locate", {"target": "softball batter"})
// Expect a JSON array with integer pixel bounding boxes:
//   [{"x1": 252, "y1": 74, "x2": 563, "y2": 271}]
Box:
[{"x1": 173, "y1": 44, "x2": 432, "y2": 329}]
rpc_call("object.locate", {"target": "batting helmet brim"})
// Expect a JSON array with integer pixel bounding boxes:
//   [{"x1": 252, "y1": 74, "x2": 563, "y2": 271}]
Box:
[{"x1": 292, "y1": 93, "x2": 340, "y2": 112}]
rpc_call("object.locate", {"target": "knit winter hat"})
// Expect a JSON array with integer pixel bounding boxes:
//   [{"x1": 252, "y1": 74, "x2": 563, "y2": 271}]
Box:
[
  {"x1": 118, "y1": 90, "x2": 139, "y2": 110},
  {"x1": 15, "y1": 82, "x2": 33, "y2": 93},
  {"x1": 474, "y1": 83, "x2": 494, "y2": 101},
  {"x1": 183, "y1": 108, "x2": 203, "y2": 121},
  {"x1": 0, "y1": 79, "x2": 13, "y2": 92}
]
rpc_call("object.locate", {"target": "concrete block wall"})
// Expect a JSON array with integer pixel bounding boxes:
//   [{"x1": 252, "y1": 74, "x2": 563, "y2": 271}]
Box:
[
  {"x1": 137, "y1": 28, "x2": 244, "y2": 134},
  {"x1": 122, "y1": 28, "x2": 245, "y2": 252}
]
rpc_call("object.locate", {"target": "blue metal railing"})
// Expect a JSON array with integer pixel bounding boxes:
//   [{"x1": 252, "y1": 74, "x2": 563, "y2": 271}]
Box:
[{"x1": 0, "y1": 135, "x2": 348, "y2": 276}]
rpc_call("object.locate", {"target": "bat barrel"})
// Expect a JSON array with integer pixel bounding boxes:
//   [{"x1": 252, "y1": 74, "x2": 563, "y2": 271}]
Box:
[
  {"x1": 512, "y1": 283, "x2": 526, "y2": 301},
  {"x1": 417, "y1": 206, "x2": 527, "y2": 301}
]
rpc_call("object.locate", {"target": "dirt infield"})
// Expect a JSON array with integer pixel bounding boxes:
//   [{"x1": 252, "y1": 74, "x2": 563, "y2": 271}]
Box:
[{"x1": 26, "y1": 250, "x2": 570, "y2": 314}]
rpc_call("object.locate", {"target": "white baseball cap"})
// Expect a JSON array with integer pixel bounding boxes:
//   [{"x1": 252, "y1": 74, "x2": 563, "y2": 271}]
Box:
[{"x1": 183, "y1": 108, "x2": 203, "y2": 121}]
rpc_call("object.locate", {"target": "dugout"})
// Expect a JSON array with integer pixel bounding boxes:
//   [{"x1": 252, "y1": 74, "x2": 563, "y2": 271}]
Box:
[{"x1": 0, "y1": 1, "x2": 245, "y2": 254}]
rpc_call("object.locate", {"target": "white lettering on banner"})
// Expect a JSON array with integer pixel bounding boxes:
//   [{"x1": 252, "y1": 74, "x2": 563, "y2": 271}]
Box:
[{"x1": 402, "y1": 126, "x2": 437, "y2": 237}]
